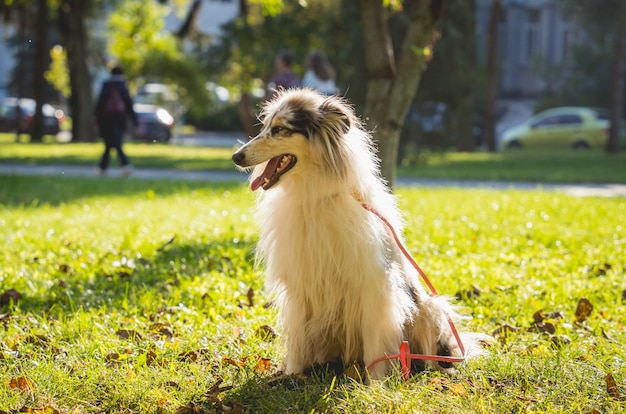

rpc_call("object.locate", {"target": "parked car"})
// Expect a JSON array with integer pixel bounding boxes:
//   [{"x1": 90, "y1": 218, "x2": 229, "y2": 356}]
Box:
[
  {"x1": 132, "y1": 103, "x2": 174, "y2": 142},
  {"x1": 0, "y1": 97, "x2": 64, "y2": 135},
  {"x1": 499, "y1": 107, "x2": 610, "y2": 150}
]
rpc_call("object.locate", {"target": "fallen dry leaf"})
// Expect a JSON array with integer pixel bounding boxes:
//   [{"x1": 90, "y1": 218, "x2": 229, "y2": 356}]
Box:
[
  {"x1": 164, "y1": 381, "x2": 180, "y2": 390},
  {"x1": 158, "y1": 326, "x2": 174, "y2": 338},
  {"x1": 116, "y1": 329, "x2": 142, "y2": 341},
  {"x1": 550, "y1": 335, "x2": 571, "y2": 348},
  {"x1": 221, "y1": 401, "x2": 245, "y2": 413},
  {"x1": 529, "y1": 322, "x2": 556, "y2": 335},
  {"x1": 174, "y1": 402, "x2": 205, "y2": 414},
  {"x1": 18, "y1": 407, "x2": 60, "y2": 414},
  {"x1": 254, "y1": 357, "x2": 272, "y2": 373},
  {"x1": 448, "y1": 382, "x2": 468, "y2": 397},
  {"x1": 158, "y1": 397, "x2": 169, "y2": 409},
  {"x1": 575, "y1": 298, "x2": 593, "y2": 323},
  {"x1": 455, "y1": 285, "x2": 482, "y2": 301},
  {"x1": 246, "y1": 288, "x2": 255, "y2": 307},
  {"x1": 205, "y1": 378, "x2": 233, "y2": 404},
  {"x1": 145, "y1": 350, "x2": 161, "y2": 367},
  {"x1": 492, "y1": 323, "x2": 520, "y2": 338},
  {"x1": 428, "y1": 377, "x2": 452, "y2": 391},
  {"x1": 606, "y1": 372, "x2": 621, "y2": 399},
  {"x1": 0, "y1": 289, "x2": 23, "y2": 306},
  {"x1": 105, "y1": 352, "x2": 124, "y2": 368},
  {"x1": 533, "y1": 310, "x2": 546, "y2": 324},
  {"x1": 178, "y1": 348, "x2": 211, "y2": 362},
  {"x1": 8, "y1": 376, "x2": 34, "y2": 391},
  {"x1": 222, "y1": 356, "x2": 246, "y2": 367},
  {"x1": 23, "y1": 334, "x2": 51, "y2": 348}
]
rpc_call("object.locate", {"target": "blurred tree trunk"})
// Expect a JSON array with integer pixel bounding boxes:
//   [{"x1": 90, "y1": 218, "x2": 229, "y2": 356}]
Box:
[
  {"x1": 238, "y1": 92, "x2": 259, "y2": 138},
  {"x1": 30, "y1": 0, "x2": 49, "y2": 143},
  {"x1": 57, "y1": 0, "x2": 96, "y2": 142},
  {"x1": 456, "y1": 0, "x2": 477, "y2": 152},
  {"x1": 484, "y1": 0, "x2": 500, "y2": 153},
  {"x1": 456, "y1": 96, "x2": 476, "y2": 152},
  {"x1": 607, "y1": 29, "x2": 625, "y2": 154},
  {"x1": 237, "y1": 0, "x2": 261, "y2": 139},
  {"x1": 14, "y1": 4, "x2": 27, "y2": 142},
  {"x1": 360, "y1": 0, "x2": 445, "y2": 187}
]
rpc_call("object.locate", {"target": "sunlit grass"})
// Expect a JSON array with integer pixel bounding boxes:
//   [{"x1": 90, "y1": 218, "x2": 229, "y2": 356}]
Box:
[
  {"x1": 398, "y1": 149, "x2": 626, "y2": 183},
  {"x1": 0, "y1": 175, "x2": 624, "y2": 412},
  {"x1": 0, "y1": 136, "x2": 237, "y2": 171}
]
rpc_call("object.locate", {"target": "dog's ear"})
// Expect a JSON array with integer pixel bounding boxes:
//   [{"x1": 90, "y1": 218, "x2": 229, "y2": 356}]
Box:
[{"x1": 319, "y1": 98, "x2": 351, "y2": 135}]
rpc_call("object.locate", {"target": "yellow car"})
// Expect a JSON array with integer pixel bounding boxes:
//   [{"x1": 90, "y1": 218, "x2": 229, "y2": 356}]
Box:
[{"x1": 500, "y1": 107, "x2": 609, "y2": 150}]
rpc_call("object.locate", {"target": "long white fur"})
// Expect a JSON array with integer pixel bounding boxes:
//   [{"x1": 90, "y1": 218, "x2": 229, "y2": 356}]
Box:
[{"x1": 232, "y1": 89, "x2": 486, "y2": 380}]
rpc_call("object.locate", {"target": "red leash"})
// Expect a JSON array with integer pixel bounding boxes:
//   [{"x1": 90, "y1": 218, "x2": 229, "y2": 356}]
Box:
[{"x1": 359, "y1": 201, "x2": 466, "y2": 380}]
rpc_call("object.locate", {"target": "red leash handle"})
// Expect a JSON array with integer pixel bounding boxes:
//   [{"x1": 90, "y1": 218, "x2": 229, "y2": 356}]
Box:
[
  {"x1": 360, "y1": 202, "x2": 466, "y2": 376},
  {"x1": 366, "y1": 341, "x2": 466, "y2": 381}
]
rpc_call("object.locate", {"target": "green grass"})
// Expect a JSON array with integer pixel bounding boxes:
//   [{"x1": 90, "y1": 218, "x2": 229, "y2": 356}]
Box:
[
  {"x1": 2, "y1": 133, "x2": 626, "y2": 183},
  {"x1": 0, "y1": 175, "x2": 624, "y2": 413},
  {"x1": 397, "y1": 150, "x2": 626, "y2": 183},
  {"x1": 0, "y1": 136, "x2": 237, "y2": 172}
]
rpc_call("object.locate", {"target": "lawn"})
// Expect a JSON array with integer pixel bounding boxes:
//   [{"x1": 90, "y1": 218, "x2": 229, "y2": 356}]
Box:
[
  {"x1": 2, "y1": 134, "x2": 626, "y2": 183},
  {"x1": 0, "y1": 175, "x2": 624, "y2": 413}
]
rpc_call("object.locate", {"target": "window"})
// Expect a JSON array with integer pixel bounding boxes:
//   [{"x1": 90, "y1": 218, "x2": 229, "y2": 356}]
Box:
[
  {"x1": 556, "y1": 114, "x2": 583, "y2": 125},
  {"x1": 532, "y1": 115, "x2": 560, "y2": 128},
  {"x1": 521, "y1": 9, "x2": 541, "y2": 63}
]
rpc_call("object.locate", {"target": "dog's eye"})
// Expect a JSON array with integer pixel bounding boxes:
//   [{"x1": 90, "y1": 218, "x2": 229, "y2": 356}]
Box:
[{"x1": 271, "y1": 126, "x2": 284, "y2": 135}]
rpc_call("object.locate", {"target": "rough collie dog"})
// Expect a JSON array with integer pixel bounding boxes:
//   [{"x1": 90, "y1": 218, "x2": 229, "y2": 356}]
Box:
[{"x1": 232, "y1": 89, "x2": 485, "y2": 380}]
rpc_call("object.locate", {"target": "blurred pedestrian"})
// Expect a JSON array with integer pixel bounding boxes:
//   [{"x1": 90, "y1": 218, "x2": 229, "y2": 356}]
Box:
[
  {"x1": 94, "y1": 65, "x2": 138, "y2": 176},
  {"x1": 302, "y1": 51, "x2": 337, "y2": 95},
  {"x1": 266, "y1": 50, "x2": 301, "y2": 100}
]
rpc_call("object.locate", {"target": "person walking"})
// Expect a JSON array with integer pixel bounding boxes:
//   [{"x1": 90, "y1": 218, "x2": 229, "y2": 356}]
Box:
[
  {"x1": 302, "y1": 51, "x2": 337, "y2": 96},
  {"x1": 94, "y1": 65, "x2": 138, "y2": 176},
  {"x1": 266, "y1": 50, "x2": 301, "y2": 100}
]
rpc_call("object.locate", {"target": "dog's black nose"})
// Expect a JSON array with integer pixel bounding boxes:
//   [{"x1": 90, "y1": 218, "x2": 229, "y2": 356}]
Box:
[{"x1": 232, "y1": 151, "x2": 245, "y2": 164}]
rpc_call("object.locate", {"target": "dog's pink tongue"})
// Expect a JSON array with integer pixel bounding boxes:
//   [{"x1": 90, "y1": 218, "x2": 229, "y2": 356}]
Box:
[{"x1": 250, "y1": 156, "x2": 281, "y2": 191}]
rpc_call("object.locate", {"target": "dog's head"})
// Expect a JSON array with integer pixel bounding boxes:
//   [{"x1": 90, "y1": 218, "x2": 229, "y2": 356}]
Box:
[{"x1": 232, "y1": 89, "x2": 354, "y2": 191}]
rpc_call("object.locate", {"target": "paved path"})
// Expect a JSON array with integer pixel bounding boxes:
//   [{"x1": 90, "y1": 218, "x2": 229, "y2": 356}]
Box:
[{"x1": 2, "y1": 162, "x2": 626, "y2": 198}]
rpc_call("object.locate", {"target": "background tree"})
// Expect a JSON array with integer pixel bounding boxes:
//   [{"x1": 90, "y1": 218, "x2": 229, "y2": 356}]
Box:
[
  {"x1": 559, "y1": 0, "x2": 626, "y2": 154},
  {"x1": 403, "y1": 0, "x2": 479, "y2": 155},
  {"x1": 106, "y1": 0, "x2": 209, "y2": 117},
  {"x1": 360, "y1": 0, "x2": 446, "y2": 186},
  {"x1": 1, "y1": 0, "x2": 57, "y2": 142},
  {"x1": 56, "y1": 0, "x2": 97, "y2": 142},
  {"x1": 205, "y1": 0, "x2": 444, "y2": 186},
  {"x1": 30, "y1": 0, "x2": 50, "y2": 143},
  {"x1": 483, "y1": 0, "x2": 500, "y2": 153}
]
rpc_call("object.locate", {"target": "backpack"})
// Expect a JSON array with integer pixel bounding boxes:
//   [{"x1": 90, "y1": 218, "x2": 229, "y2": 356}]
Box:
[{"x1": 102, "y1": 88, "x2": 126, "y2": 115}]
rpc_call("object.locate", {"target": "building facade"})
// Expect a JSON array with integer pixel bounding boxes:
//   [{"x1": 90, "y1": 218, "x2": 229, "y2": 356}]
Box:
[{"x1": 476, "y1": 0, "x2": 583, "y2": 98}]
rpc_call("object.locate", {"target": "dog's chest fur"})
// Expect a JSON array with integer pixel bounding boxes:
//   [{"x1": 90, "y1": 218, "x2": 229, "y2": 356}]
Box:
[{"x1": 256, "y1": 190, "x2": 397, "y2": 357}]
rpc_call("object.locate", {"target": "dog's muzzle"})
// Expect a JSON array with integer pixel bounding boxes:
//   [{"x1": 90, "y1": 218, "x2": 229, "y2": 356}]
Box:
[{"x1": 232, "y1": 149, "x2": 297, "y2": 191}]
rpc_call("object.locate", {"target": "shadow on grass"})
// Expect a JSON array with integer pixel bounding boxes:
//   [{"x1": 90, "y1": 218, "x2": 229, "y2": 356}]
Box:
[
  {"x1": 190, "y1": 364, "x2": 348, "y2": 413},
  {"x1": 10, "y1": 234, "x2": 257, "y2": 316}
]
